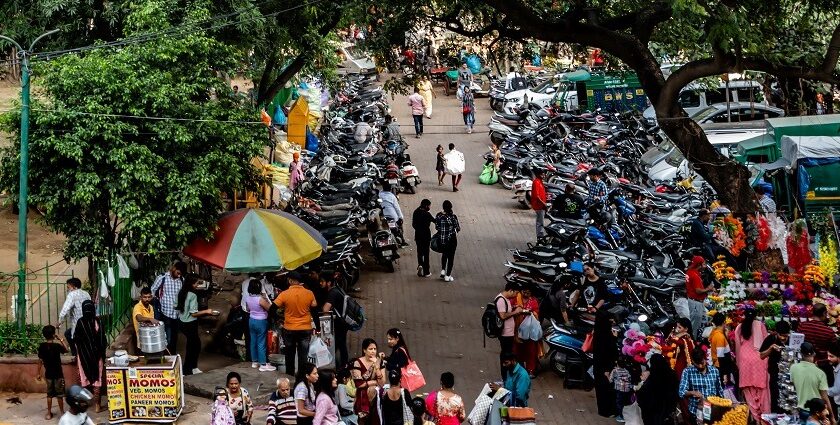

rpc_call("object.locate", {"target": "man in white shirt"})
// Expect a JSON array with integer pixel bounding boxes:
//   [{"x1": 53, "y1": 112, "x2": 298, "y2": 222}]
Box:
[
  {"x1": 444, "y1": 143, "x2": 466, "y2": 192},
  {"x1": 505, "y1": 66, "x2": 526, "y2": 90},
  {"x1": 55, "y1": 277, "x2": 91, "y2": 356},
  {"x1": 354, "y1": 117, "x2": 374, "y2": 143}
]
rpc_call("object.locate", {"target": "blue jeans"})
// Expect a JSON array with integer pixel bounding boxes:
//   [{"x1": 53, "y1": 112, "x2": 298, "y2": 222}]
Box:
[
  {"x1": 463, "y1": 111, "x2": 475, "y2": 128},
  {"x1": 249, "y1": 318, "x2": 268, "y2": 364},
  {"x1": 412, "y1": 114, "x2": 423, "y2": 135}
]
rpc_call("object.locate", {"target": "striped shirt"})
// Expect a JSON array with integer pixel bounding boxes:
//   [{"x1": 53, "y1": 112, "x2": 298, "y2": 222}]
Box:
[
  {"x1": 759, "y1": 195, "x2": 776, "y2": 214},
  {"x1": 799, "y1": 320, "x2": 837, "y2": 361},
  {"x1": 151, "y1": 272, "x2": 183, "y2": 320},
  {"x1": 267, "y1": 392, "x2": 297, "y2": 425},
  {"x1": 58, "y1": 288, "x2": 91, "y2": 333}
]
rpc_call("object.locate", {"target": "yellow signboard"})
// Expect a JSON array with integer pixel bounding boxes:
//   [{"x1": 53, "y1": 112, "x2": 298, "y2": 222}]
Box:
[
  {"x1": 636, "y1": 89, "x2": 645, "y2": 95},
  {"x1": 604, "y1": 94, "x2": 613, "y2": 101},
  {"x1": 108, "y1": 356, "x2": 184, "y2": 423}
]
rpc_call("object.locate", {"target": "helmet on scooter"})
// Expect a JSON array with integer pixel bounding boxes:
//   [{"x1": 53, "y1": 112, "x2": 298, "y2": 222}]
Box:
[{"x1": 65, "y1": 385, "x2": 93, "y2": 412}]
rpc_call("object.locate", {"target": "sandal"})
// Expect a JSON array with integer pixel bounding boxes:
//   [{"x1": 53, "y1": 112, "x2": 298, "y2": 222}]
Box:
[{"x1": 45, "y1": 412, "x2": 53, "y2": 420}]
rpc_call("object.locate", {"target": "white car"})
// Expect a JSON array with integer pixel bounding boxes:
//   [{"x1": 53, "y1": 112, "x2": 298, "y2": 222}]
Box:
[
  {"x1": 690, "y1": 102, "x2": 784, "y2": 124},
  {"x1": 643, "y1": 80, "x2": 765, "y2": 123},
  {"x1": 647, "y1": 130, "x2": 764, "y2": 182},
  {"x1": 503, "y1": 79, "x2": 575, "y2": 114}
]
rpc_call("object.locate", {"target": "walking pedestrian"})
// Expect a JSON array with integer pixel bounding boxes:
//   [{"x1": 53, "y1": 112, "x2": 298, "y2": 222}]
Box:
[
  {"x1": 56, "y1": 277, "x2": 91, "y2": 356},
  {"x1": 531, "y1": 168, "x2": 547, "y2": 240},
  {"x1": 177, "y1": 275, "x2": 217, "y2": 375},
  {"x1": 425, "y1": 372, "x2": 466, "y2": 425},
  {"x1": 151, "y1": 261, "x2": 186, "y2": 352},
  {"x1": 412, "y1": 199, "x2": 434, "y2": 277},
  {"x1": 435, "y1": 200, "x2": 461, "y2": 282},
  {"x1": 38, "y1": 325, "x2": 67, "y2": 420},
  {"x1": 733, "y1": 309, "x2": 770, "y2": 421},
  {"x1": 72, "y1": 300, "x2": 105, "y2": 413},
  {"x1": 418, "y1": 76, "x2": 435, "y2": 119},
  {"x1": 320, "y1": 272, "x2": 349, "y2": 369},
  {"x1": 609, "y1": 356, "x2": 633, "y2": 423},
  {"x1": 435, "y1": 145, "x2": 445, "y2": 186},
  {"x1": 456, "y1": 63, "x2": 473, "y2": 94},
  {"x1": 461, "y1": 88, "x2": 475, "y2": 134},
  {"x1": 273, "y1": 271, "x2": 318, "y2": 377},
  {"x1": 295, "y1": 363, "x2": 319, "y2": 425},
  {"x1": 314, "y1": 371, "x2": 340, "y2": 425},
  {"x1": 443, "y1": 144, "x2": 465, "y2": 192},
  {"x1": 407, "y1": 88, "x2": 426, "y2": 138}
]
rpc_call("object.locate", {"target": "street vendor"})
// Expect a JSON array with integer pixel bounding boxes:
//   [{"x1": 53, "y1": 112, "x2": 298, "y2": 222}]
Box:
[
  {"x1": 132, "y1": 287, "x2": 159, "y2": 348},
  {"x1": 685, "y1": 256, "x2": 715, "y2": 339}
]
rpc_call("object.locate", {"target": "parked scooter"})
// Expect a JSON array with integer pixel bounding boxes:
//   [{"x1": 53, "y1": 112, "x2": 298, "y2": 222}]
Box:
[
  {"x1": 400, "y1": 160, "x2": 421, "y2": 194},
  {"x1": 367, "y1": 216, "x2": 399, "y2": 273}
]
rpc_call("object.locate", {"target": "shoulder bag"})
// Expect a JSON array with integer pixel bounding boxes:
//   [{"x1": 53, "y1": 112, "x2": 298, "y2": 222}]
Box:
[{"x1": 399, "y1": 347, "x2": 426, "y2": 392}]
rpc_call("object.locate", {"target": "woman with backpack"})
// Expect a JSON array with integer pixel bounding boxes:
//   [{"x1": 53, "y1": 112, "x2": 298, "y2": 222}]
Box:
[{"x1": 435, "y1": 200, "x2": 461, "y2": 282}]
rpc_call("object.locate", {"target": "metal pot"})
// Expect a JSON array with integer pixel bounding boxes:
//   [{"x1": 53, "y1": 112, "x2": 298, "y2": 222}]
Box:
[
  {"x1": 138, "y1": 323, "x2": 167, "y2": 353},
  {"x1": 111, "y1": 350, "x2": 130, "y2": 366}
]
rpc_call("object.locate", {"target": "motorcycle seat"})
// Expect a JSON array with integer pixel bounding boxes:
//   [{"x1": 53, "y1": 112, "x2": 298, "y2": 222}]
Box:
[
  {"x1": 601, "y1": 250, "x2": 639, "y2": 260},
  {"x1": 649, "y1": 192, "x2": 690, "y2": 202},
  {"x1": 630, "y1": 276, "x2": 682, "y2": 288}
]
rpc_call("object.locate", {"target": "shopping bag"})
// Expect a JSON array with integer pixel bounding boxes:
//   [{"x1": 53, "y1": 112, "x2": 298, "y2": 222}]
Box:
[
  {"x1": 581, "y1": 331, "x2": 594, "y2": 353},
  {"x1": 518, "y1": 315, "x2": 542, "y2": 341},
  {"x1": 308, "y1": 337, "x2": 333, "y2": 368},
  {"x1": 430, "y1": 233, "x2": 442, "y2": 253},
  {"x1": 479, "y1": 164, "x2": 498, "y2": 185},
  {"x1": 673, "y1": 297, "x2": 690, "y2": 319},
  {"x1": 444, "y1": 151, "x2": 465, "y2": 175},
  {"x1": 400, "y1": 359, "x2": 426, "y2": 392}
]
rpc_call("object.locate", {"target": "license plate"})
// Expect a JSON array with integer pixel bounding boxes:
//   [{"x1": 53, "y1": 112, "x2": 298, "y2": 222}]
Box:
[
  {"x1": 382, "y1": 250, "x2": 393, "y2": 256},
  {"x1": 388, "y1": 179, "x2": 399, "y2": 185}
]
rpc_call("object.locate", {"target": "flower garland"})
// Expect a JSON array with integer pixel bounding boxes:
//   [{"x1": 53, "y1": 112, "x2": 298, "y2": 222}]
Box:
[
  {"x1": 804, "y1": 262, "x2": 826, "y2": 287},
  {"x1": 756, "y1": 215, "x2": 771, "y2": 252},
  {"x1": 712, "y1": 216, "x2": 747, "y2": 256}
]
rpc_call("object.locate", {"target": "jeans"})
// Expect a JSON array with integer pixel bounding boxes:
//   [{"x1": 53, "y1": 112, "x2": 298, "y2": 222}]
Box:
[
  {"x1": 441, "y1": 237, "x2": 457, "y2": 275},
  {"x1": 535, "y1": 209, "x2": 545, "y2": 239},
  {"x1": 687, "y1": 298, "x2": 707, "y2": 339},
  {"x1": 65, "y1": 327, "x2": 76, "y2": 356},
  {"x1": 412, "y1": 115, "x2": 423, "y2": 135},
  {"x1": 249, "y1": 318, "x2": 268, "y2": 364},
  {"x1": 463, "y1": 111, "x2": 475, "y2": 128},
  {"x1": 616, "y1": 391, "x2": 631, "y2": 418},
  {"x1": 416, "y1": 238, "x2": 431, "y2": 275},
  {"x1": 162, "y1": 315, "x2": 180, "y2": 353},
  {"x1": 180, "y1": 320, "x2": 201, "y2": 373},
  {"x1": 334, "y1": 321, "x2": 349, "y2": 369},
  {"x1": 283, "y1": 329, "x2": 312, "y2": 376}
]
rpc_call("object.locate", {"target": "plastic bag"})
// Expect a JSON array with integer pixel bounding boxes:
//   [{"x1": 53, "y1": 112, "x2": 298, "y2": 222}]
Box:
[
  {"x1": 517, "y1": 315, "x2": 542, "y2": 341},
  {"x1": 479, "y1": 164, "x2": 498, "y2": 185},
  {"x1": 308, "y1": 336, "x2": 333, "y2": 368},
  {"x1": 673, "y1": 297, "x2": 691, "y2": 319},
  {"x1": 444, "y1": 151, "x2": 465, "y2": 175}
]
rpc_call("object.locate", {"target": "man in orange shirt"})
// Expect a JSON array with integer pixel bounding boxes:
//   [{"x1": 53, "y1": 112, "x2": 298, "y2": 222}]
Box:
[
  {"x1": 274, "y1": 271, "x2": 317, "y2": 376},
  {"x1": 531, "y1": 168, "x2": 548, "y2": 240}
]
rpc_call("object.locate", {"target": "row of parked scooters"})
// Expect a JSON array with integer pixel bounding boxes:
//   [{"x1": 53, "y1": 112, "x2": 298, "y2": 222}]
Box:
[
  {"x1": 485, "y1": 79, "x2": 718, "y2": 388},
  {"x1": 283, "y1": 75, "x2": 423, "y2": 279}
]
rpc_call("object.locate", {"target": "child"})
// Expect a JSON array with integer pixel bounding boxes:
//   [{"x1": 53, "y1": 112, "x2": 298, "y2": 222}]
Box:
[
  {"x1": 337, "y1": 368, "x2": 358, "y2": 425},
  {"x1": 211, "y1": 386, "x2": 236, "y2": 425},
  {"x1": 435, "y1": 145, "x2": 445, "y2": 186},
  {"x1": 38, "y1": 325, "x2": 68, "y2": 420},
  {"x1": 609, "y1": 355, "x2": 633, "y2": 423}
]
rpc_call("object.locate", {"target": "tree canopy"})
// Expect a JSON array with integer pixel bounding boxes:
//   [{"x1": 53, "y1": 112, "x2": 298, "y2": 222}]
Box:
[{"x1": 0, "y1": 0, "x2": 266, "y2": 261}]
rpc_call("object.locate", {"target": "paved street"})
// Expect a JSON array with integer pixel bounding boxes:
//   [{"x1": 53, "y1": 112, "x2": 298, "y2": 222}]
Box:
[{"x1": 348, "y1": 82, "x2": 613, "y2": 425}]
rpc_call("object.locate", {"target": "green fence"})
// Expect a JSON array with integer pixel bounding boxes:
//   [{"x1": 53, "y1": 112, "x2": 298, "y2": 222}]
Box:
[{"x1": 0, "y1": 258, "x2": 136, "y2": 355}]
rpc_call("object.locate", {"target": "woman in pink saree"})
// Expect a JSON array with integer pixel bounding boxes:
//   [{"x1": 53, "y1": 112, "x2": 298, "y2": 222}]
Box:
[{"x1": 733, "y1": 309, "x2": 770, "y2": 421}]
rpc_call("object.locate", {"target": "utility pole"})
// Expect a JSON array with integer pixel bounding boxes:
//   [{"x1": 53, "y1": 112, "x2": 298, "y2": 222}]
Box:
[{"x1": 0, "y1": 30, "x2": 59, "y2": 330}]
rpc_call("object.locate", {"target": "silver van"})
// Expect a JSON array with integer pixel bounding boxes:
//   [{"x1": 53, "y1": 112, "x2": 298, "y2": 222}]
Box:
[
  {"x1": 643, "y1": 80, "x2": 765, "y2": 123},
  {"x1": 336, "y1": 43, "x2": 377, "y2": 76}
]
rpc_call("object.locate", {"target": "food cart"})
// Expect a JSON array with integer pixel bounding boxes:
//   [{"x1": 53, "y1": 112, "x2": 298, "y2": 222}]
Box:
[{"x1": 106, "y1": 355, "x2": 185, "y2": 423}]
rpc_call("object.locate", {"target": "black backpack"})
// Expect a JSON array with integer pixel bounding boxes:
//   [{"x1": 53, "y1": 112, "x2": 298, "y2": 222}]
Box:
[
  {"x1": 482, "y1": 295, "x2": 508, "y2": 345},
  {"x1": 337, "y1": 287, "x2": 365, "y2": 331},
  {"x1": 510, "y1": 73, "x2": 528, "y2": 91}
]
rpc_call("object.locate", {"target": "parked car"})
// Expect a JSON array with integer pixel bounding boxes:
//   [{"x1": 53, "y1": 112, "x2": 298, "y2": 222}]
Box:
[
  {"x1": 647, "y1": 130, "x2": 764, "y2": 182},
  {"x1": 643, "y1": 80, "x2": 765, "y2": 123},
  {"x1": 690, "y1": 102, "x2": 784, "y2": 124},
  {"x1": 503, "y1": 78, "x2": 576, "y2": 114},
  {"x1": 336, "y1": 42, "x2": 377, "y2": 76}
]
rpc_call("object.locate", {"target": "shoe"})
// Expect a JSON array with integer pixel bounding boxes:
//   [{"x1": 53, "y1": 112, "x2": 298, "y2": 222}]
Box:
[
  {"x1": 251, "y1": 362, "x2": 259, "y2": 368},
  {"x1": 422, "y1": 273, "x2": 432, "y2": 278},
  {"x1": 444, "y1": 276, "x2": 455, "y2": 282},
  {"x1": 453, "y1": 187, "x2": 459, "y2": 192},
  {"x1": 260, "y1": 364, "x2": 277, "y2": 372},
  {"x1": 616, "y1": 418, "x2": 625, "y2": 423},
  {"x1": 468, "y1": 128, "x2": 473, "y2": 134},
  {"x1": 415, "y1": 134, "x2": 420, "y2": 138},
  {"x1": 192, "y1": 368, "x2": 203, "y2": 375},
  {"x1": 440, "y1": 269, "x2": 446, "y2": 277},
  {"x1": 417, "y1": 265, "x2": 423, "y2": 277}
]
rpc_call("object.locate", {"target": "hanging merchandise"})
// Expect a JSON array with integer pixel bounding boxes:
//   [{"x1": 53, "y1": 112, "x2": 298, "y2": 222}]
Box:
[
  {"x1": 273, "y1": 106, "x2": 287, "y2": 126},
  {"x1": 116, "y1": 254, "x2": 131, "y2": 278},
  {"x1": 786, "y1": 219, "x2": 811, "y2": 274},
  {"x1": 305, "y1": 128, "x2": 320, "y2": 152}
]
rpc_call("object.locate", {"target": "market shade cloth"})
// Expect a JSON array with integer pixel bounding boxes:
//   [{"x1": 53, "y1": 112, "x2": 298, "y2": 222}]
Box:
[
  {"x1": 183, "y1": 209, "x2": 326, "y2": 272},
  {"x1": 759, "y1": 135, "x2": 840, "y2": 170}
]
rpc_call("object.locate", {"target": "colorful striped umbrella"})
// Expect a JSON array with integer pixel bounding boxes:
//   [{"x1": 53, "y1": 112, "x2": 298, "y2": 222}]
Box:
[{"x1": 183, "y1": 209, "x2": 326, "y2": 272}]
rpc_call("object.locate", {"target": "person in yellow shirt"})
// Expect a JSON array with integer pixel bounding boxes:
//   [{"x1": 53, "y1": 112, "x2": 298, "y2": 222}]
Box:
[
  {"x1": 133, "y1": 287, "x2": 159, "y2": 350},
  {"x1": 708, "y1": 312, "x2": 732, "y2": 384},
  {"x1": 273, "y1": 272, "x2": 317, "y2": 376}
]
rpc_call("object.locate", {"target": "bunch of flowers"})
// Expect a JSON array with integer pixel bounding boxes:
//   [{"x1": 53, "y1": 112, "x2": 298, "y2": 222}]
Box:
[
  {"x1": 713, "y1": 257, "x2": 729, "y2": 281},
  {"x1": 713, "y1": 219, "x2": 734, "y2": 252},
  {"x1": 793, "y1": 280, "x2": 816, "y2": 302},
  {"x1": 720, "y1": 279, "x2": 746, "y2": 302},
  {"x1": 724, "y1": 216, "x2": 747, "y2": 256},
  {"x1": 804, "y1": 262, "x2": 827, "y2": 287},
  {"x1": 818, "y1": 238, "x2": 838, "y2": 286},
  {"x1": 756, "y1": 215, "x2": 772, "y2": 252},
  {"x1": 766, "y1": 215, "x2": 788, "y2": 252},
  {"x1": 621, "y1": 326, "x2": 652, "y2": 364}
]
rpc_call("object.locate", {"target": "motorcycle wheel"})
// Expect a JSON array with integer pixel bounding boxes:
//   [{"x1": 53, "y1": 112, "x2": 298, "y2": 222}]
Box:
[
  {"x1": 385, "y1": 261, "x2": 395, "y2": 273},
  {"x1": 550, "y1": 351, "x2": 566, "y2": 375},
  {"x1": 406, "y1": 184, "x2": 416, "y2": 194},
  {"x1": 500, "y1": 176, "x2": 514, "y2": 190}
]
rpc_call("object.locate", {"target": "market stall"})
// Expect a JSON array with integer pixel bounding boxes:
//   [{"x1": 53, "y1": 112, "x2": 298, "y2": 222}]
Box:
[{"x1": 106, "y1": 355, "x2": 185, "y2": 423}]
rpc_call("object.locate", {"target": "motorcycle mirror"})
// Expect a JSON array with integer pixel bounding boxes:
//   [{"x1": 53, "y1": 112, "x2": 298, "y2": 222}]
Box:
[
  {"x1": 558, "y1": 262, "x2": 568, "y2": 268},
  {"x1": 638, "y1": 314, "x2": 648, "y2": 322}
]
